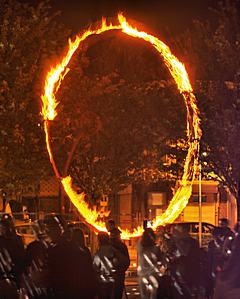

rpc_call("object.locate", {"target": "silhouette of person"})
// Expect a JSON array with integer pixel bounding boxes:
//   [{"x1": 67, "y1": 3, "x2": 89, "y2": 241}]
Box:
[
  {"x1": 93, "y1": 233, "x2": 116, "y2": 299},
  {"x1": 42, "y1": 215, "x2": 97, "y2": 299},
  {"x1": 72, "y1": 228, "x2": 92, "y2": 266},
  {"x1": 137, "y1": 228, "x2": 163, "y2": 299},
  {"x1": 109, "y1": 227, "x2": 130, "y2": 299},
  {"x1": 172, "y1": 223, "x2": 201, "y2": 299},
  {"x1": 0, "y1": 219, "x2": 23, "y2": 299},
  {"x1": 23, "y1": 220, "x2": 49, "y2": 299},
  {"x1": 214, "y1": 227, "x2": 240, "y2": 299}
]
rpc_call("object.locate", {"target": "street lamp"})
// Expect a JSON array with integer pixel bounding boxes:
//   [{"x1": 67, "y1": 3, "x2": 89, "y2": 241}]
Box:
[
  {"x1": 198, "y1": 160, "x2": 202, "y2": 247},
  {"x1": 198, "y1": 151, "x2": 207, "y2": 248}
]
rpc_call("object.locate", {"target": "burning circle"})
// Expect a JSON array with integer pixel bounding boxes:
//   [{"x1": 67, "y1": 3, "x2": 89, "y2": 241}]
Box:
[{"x1": 41, "y1": 14, "x2": 201, "y2": 239}]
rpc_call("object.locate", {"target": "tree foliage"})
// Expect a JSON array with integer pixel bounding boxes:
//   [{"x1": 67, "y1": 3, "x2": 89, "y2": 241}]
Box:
[
  {"x1": 51, "y1": 32, "x2": 187, "y2": 198},
  {"x1": 0, "y1": 0, "x2": 68, "y2": 196},
  {"x1": 173, "y1": 0, "x2": 240, "y2": 200},
  {"x1": 0, "y1": 3, "x2": 189, "y2": 202}
]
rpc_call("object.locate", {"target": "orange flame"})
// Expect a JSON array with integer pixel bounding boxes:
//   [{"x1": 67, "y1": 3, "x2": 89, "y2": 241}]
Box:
[
  {"x1": 41, "y1": 14, "x2": 202, "y2": 239},
  {"x1": 61, "y1": 176, "x2": 107, "y2": 232}
]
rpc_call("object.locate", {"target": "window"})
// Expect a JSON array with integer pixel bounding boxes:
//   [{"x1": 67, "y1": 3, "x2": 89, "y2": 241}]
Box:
[{"x1": 192, "y1": 195, "x2": 207, "y2": 203}]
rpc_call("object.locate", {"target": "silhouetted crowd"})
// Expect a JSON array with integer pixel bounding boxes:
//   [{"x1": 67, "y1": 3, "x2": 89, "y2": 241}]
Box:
[
  {"x1": 137, "y1": 218, "x2": 240, "y2": 299},
  {"x1": 0, "y1": 215, "x2": 129, "y2": 299},
  {"x1": 0, "y1": 215, "x2": 239, "y2": 299}
]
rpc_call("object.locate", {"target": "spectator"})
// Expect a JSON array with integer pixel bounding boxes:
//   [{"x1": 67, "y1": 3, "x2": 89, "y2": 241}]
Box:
[
  {"x1": 0, "y1": 219, "x2": 23, "y2": 299},
  {"x1": 109, "y1": 227, "x2": 130, "y2": 299},
  {"x1": 206, "y1": 228, "x2": 222, "y2": 299},
  {"x1": 93, "y1": 233, "x2": 117, "y2": 299},
  {"x1": 72, "y1": 228, "x2": 92, "y2": 264},
  {"x1": 22, "y1": 220, "x2": 49, "y2": 299},
  {"x1": 219, "y1": 218, "x2": 235, "y2": 259},
  {"x1": 214, "y1": 224, "x2": 240, "y2": 299},
  {"x1": 172, "y1": 223, "x2": 201, "y2": 299},
  {"x1": 42, "y1": 215, "x2": 97, "y2": 299},
  {"x1": 106, "y1": 219, "x2": 116, "y2": 233},
  {"x1": 0, "y1": 217, "x2": 25, "y2": 282},
  {"x1": 25, "y1": 220, "x2": 48, "y2": 269},
  {"x1": 137, "y1": 228, "x2": 164, "y2": 299}
]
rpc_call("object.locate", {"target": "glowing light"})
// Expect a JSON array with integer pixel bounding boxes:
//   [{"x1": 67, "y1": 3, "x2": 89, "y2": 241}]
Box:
[
  {"x1": 61, "y1": 176, "x2": 107, "y2": 232},
  {"x1": 41, "y1": 14, "x2": 202, "y2": 239}
]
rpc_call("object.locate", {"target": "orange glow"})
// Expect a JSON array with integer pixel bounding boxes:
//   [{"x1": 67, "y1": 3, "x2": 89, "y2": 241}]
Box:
[
  {"x1": 44, "y1": 121, "x2": 59, "y2": 178},
  {"x1": 41, "y1": 14, "x2": 202, "y2": 239},
  {"x1": 62, "y1": 176, "x2": 108, "y2": 233}
]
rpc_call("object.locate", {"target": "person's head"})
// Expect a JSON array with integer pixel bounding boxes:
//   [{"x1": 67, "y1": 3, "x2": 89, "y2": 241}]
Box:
[
  {"x1": 0, "y1": 220, "x2": 10, "y2": 237},
  {"x1": 1, "y1": 214, "x2": 15, "y2": 235},
  {"x1": 143, "y1": 220, "x2": 148, "y2": 230},
  {"x1": 219, "y1": 218, "x2": 229, "y2": 228},
  {"x1": 109, "y1": 227, "x2": 121, "y2": 240},
  {"x1": 106, "y1": 219, "x2": 116, "y2": 232},
  {"x1": 44, "y1": 215, "x2": 65, "y2": 244},
  {"x1": 141, "y1": 228, "x2": 156, "y2": 247},
  {"x1": 98, "y1": 232, "x2": 110, "y2": 247},
  {"x1": 63, "y1": 223, "x2": 75, "y2": 241},
  {"x1": 175, "y1": 223, "x2": 190, "y2": 236},
  {"x1": 72, "y1": 228, "x2": 85, "y2": 247}
]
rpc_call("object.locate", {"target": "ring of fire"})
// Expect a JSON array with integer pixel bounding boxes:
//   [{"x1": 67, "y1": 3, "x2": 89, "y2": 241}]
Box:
[{"x1": 41, "y1": 14, "x2": 202, "y2": 239}]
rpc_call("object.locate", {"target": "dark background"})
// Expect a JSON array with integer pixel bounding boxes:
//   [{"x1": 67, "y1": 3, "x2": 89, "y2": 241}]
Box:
[{"x1": 48, "y1": 0, "x2": 218, "y2": 33}]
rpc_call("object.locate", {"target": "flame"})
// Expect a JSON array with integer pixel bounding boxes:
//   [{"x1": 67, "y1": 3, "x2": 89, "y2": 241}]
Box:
[
  {"x1": 41, "y1": 14, "x2": 202, "y2": 239},
  {"x1": 41, "y1": 20, "x2": 121, "y2": 121},
  {"x1": 61, "y1": 176, "x2": 108, "y2": 233}
]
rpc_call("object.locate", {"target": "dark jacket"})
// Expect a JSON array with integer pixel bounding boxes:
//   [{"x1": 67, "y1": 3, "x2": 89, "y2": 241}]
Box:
[
  {"x1": 110, "y1": 238, "x2": 130, "y2": 273},
  {"x1": 47, "y1": 237, "x2": 97, "y2": 299}
]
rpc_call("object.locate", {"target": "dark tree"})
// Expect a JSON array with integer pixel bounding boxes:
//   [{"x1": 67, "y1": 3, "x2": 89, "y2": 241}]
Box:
[
  {"x1": 172, "y1": 0, "x2": 240, "y2": 218},
  {"x1": 50, "y1": 31, "x2": 187, "y2": 205},
  {"x1": 0, "y1": 0, "x2": 68, "y2": 198}
]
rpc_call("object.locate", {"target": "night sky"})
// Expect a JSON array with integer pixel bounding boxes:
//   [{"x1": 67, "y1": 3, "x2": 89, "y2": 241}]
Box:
[{"x1": 49, "y1": 0, "x2": 218, "y2": 34}]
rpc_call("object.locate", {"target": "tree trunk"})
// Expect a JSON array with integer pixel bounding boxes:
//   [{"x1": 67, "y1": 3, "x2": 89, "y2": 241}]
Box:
[{"x1": 60, "y1": 133, "x2": 82, "y2": 214}]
